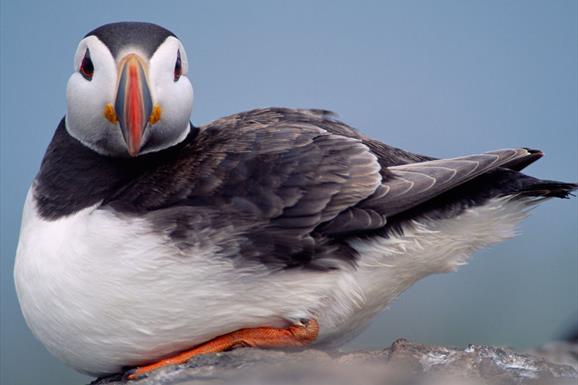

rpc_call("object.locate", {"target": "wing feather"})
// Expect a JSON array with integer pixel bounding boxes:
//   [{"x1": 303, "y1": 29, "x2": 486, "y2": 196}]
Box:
[
  {"x1": 364, "y1": 148, "x2": 536, "y2": 217},
  {"x1": 120, "y1": 108, "x2": 544, "y2": 267}
]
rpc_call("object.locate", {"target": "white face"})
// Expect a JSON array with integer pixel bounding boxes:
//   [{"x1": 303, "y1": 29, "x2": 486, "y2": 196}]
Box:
[{"x1": 66, "y1": 35, "x2": 193, "y2": 157}]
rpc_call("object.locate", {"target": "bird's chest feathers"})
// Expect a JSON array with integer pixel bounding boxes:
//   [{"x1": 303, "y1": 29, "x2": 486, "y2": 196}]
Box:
[
  {"x1": 14, "y1": 189, "x2": 203, "y2": 365},
  {"x1": 15, "y1": 191, "x2": 134, "y2": 333}
]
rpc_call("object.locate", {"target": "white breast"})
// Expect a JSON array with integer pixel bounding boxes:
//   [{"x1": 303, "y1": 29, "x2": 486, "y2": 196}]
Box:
[
  {"x1": 13, "y1": 187, "x2": 357, "y2": 375},
  {"x1": 14, "y1": 185, "x2": 534, "y2": 376}
]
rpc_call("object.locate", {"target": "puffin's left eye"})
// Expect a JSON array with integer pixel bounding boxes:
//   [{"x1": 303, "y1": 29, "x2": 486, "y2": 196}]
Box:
[
  {"x1": 174, "y1": 50, "x2": 182, "y2": 81},
  {"x1": 79, "y1": 49, "x2": 94, "y2": 81}
]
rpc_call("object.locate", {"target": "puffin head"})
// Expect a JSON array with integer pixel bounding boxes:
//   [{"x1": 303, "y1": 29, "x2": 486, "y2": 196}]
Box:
[{"x1": 66, "y1": 22, "x2": 193, "y2": 157}]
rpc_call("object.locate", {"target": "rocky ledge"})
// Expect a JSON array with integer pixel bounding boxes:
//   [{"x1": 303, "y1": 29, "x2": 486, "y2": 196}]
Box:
[{"x1": 91, "y1": 339, "x2": 578, "y2": 385}]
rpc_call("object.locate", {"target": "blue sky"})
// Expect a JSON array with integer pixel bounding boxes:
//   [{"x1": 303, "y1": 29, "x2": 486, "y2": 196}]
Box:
[{"x1": 1, "y1": 1, "x2": 576, "y2": 384}]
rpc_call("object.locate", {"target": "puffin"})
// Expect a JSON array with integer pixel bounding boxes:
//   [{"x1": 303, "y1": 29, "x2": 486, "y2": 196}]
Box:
[{"x1": 14, "y1": 22, "x2": 577, "y2": 379}]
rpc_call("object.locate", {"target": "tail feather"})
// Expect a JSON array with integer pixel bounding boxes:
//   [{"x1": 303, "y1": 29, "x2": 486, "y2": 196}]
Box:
[
  {"x1": 497, "y1": 147, "x2": 577, "y2": 199},
  {"x1": 518, "y1": 180, "x2": 578, "y2": 199}
]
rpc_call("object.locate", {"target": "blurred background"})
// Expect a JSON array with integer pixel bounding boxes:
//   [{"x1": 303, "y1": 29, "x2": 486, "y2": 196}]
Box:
[{"x1": 1, "y1": 1, "x2": 576, "y2": 384}]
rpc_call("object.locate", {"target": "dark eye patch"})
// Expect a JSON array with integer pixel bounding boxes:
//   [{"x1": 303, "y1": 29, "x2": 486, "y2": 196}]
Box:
[
  {"x1": 80, "y1": 49, "x2": 94, "y2": 80},
  {"x1": 174, "y1": 50, "x2": 182, "y2": 81}
]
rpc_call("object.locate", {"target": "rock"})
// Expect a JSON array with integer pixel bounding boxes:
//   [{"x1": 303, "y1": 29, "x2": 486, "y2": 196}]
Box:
[
  {"x1": 90, "y1": 339, "x2": 578, "y2": 385},
  {"x1": 528, "y1": 341, "x2": 578, "y2": 371}
]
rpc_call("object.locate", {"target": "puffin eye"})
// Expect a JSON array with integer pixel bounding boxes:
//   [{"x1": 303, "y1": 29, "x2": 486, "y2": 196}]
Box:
[
  {"x1": 79, "y1": 49, "x2": 94, "y2": 80},
  {"x1": 174, "y1": 50, "x2": 182, "y2": 81}
]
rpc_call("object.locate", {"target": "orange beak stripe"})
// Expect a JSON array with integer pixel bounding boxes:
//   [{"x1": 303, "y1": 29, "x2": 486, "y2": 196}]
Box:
[{"x1": 114, "y1": 54, "x2": 153, "y2": 157}]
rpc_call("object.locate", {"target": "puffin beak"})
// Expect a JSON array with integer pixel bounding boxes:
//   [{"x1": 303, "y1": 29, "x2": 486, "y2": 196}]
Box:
[{"x1": 115, "y1": 54, "x2": 153, "y2": 157}]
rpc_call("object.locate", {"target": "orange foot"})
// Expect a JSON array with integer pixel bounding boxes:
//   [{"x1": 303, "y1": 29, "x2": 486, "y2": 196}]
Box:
[{"x1": 127, "y1": 319, "x2": 319, "y2": 380}]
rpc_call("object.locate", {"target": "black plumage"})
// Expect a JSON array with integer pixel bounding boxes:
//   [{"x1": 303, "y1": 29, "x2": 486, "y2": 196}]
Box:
[
  {"x1": 86, "y1": 22, "x2": 175, "y2": 58},
  {"x1": 34, "y1": 108, "x2": 577, "y2": 269}
]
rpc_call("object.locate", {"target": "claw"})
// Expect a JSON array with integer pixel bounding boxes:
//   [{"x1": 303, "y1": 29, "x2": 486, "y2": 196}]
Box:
[{"x1": 123, "y1": 368, "x2": 142, "y2": 381}]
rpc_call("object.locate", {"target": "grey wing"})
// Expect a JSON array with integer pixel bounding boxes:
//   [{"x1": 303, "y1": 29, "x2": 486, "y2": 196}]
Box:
[
  {"x1": 150, "y1": 108, "x2": 384, "y2": 268},
  {"x1": 321, "y1": 148, "x2": 541, "y2": 235},
  {"x1": 139, "y1": 108, "x2": 543, "y2": 268}
]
